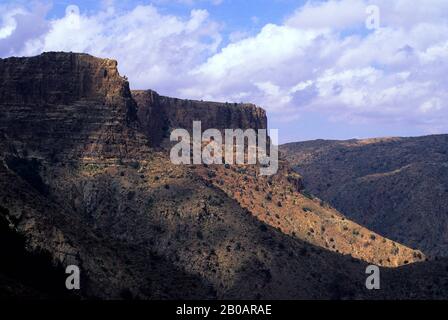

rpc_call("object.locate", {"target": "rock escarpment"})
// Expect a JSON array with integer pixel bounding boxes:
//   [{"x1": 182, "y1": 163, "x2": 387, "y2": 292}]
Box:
[
  {"x1": 0, "y1": 52, "x2": 125, "y2": 104},
  {"x1": 132, "y1": 89, "x2": 267, "y2": 147},
  {"x1": 0, "y1": 52, "x2": 147, "y2": 164}
]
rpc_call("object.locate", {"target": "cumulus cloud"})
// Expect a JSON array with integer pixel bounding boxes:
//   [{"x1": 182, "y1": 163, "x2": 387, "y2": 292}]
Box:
[
  {"x1": 0, "y1": 2, "x2": 49, "y2": 56},
  {"x1": 179, "y1": 0, "x2": 448, "y2": 133},
  {"x1": 1, "y1": 0, "x2": 448, "y2": 137}
]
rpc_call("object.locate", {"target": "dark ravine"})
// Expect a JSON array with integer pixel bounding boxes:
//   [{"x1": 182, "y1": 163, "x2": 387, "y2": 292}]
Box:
[{"x1": 0, "y1": 52, "x2": 447, "y2": 299}]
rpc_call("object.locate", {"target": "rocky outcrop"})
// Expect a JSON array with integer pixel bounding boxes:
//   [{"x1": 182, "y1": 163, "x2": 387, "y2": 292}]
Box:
[{"x1": 132, "y1": 89, "x2": 267, "y2": 147}]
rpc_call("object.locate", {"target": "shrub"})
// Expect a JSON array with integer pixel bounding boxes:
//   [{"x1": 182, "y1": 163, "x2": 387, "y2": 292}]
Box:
[
  {"x1": 129, "y1": 161, "x2": 140, "y2": 169},
  {"x1": 127, "y1": 191, "x2": 135, "y2": 200},
  {"x1": 302, "y1": 190, "x2": 314, "y2": 199},
  {"x1": 207, "y1": 171, "x2": 216, "y2": 178}
]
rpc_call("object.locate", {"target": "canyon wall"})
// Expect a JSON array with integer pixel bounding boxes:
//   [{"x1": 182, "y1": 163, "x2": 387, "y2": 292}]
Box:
[
  {"x1": 0, "y1": 52, "x2": 147, "y2": 163},
  {"x1": 0, "y1": 52, "x2": 128, "y2": 105},
  {"x1": 132, "y1": 89, "x2": 268, "y2": 147}
]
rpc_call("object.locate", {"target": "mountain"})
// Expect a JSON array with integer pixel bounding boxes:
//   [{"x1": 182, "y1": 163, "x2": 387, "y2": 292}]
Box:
[
  {"x1": 0, "y1": 52, "x2": 447, "y2": 299},
  {"x1": 280, "y1": 136, "x2": 448, "y2": 258}
]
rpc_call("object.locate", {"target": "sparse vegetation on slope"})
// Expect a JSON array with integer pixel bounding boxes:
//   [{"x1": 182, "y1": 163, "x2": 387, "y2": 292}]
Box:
[{"x1": 195, "y1": 160, "x2": 424, "y2": 267}]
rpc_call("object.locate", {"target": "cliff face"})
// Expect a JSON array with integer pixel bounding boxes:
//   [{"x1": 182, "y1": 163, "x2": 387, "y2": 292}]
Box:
[
  {"x1": 0, "y1": 52, "x2": 146, "y2": 163},
  {"x1": 132, "y1": 89, "x2": 267, "y2": 147},
  {"x1": 0, "y1": 52, "x2": 128, "y2": 105}
]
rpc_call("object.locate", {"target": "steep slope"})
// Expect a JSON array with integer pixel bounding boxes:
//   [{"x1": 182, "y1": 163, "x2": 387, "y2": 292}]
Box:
[
  {"x1": 280, "y1": 136, "x2": 448, "y2": 258},
  {"x1": 195, "y1": 161, "x2": 424, "y2": 267}
]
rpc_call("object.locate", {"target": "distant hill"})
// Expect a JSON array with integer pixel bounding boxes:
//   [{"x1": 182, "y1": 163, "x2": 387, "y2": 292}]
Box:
[{"x1": 280, "y1": 136, "x2": 448, "y2": 258}]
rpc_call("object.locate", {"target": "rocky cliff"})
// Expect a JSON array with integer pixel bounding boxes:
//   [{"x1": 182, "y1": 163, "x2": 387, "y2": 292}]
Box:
[
  {"x1": 0, "y1": 52, "x2": 126, "y2": 104},
  {"x1": 132, "y1": 89, "x2": 267, "y2": 147},
  {"x1": 0, "y1": 52, "x2": 147, "y2": 164}
]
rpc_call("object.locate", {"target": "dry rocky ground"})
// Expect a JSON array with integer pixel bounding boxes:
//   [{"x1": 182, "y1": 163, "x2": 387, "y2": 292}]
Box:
[{"x1": 195, "y1": 161, "x2": 424, "y2": 267}]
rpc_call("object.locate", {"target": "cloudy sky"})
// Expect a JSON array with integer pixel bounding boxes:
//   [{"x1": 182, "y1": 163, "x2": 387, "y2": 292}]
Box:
[{"x1": 1, "y1": 0, "x2": 447, "y2": 142}]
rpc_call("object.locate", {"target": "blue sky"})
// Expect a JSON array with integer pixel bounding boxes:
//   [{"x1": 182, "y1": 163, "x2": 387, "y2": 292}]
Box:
[{"x1": 1, "y1": 0, "x2": 448, "y2": 143}]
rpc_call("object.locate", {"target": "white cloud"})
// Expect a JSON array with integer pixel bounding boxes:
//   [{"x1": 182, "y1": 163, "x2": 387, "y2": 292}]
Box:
[
  {"x1": 153, "y1": 0, "x2": 223, "y2": 6},
  {"x1": 285, "y1": 0, "x2": 366, "y2": 30},
  {"x1": 0, "y1": 2, "x2": 49, "y2": 56},
  {"x1": 10, "y1": 4, "x2": 222, "y2": 92},
  {"x1": 0, "y1": 8, "x2": 24, "y2": 39}
]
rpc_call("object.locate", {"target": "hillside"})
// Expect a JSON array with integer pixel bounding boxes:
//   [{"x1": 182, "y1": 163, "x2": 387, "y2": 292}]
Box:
[
  {"x1": 280, "y1": 136, "x2": 448, "y2": 258},
  {"x1": 195, "y1": 161, "x2": 423, "y2": 267},
  {"x1": 0, "y1": 52, "x2": 446, "y2": 299}
]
